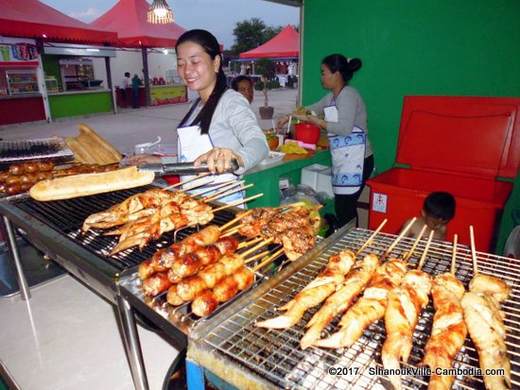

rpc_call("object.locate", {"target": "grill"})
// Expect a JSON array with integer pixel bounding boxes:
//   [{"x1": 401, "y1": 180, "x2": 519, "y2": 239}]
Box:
[
  {"x1": 10, "y1": 186, "x2": 235, "y2": 271},
  {"x1": 199, "y1": 228, "x2": 520, "y2": 390},
  {"x1": 0, "y1": 137, "x2": 74, "y2": 164}
]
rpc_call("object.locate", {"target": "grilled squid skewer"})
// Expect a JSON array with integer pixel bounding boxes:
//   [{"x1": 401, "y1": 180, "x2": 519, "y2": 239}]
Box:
[
  {"x1": 300, "y1": 253, "x2": 380, "y2": 349},
  {"x1": 314, "y1": 258, "x2": 407, "y2": 349},
  {"x1": 255, "y1": 250, "x2": 356, "y2": 329}
]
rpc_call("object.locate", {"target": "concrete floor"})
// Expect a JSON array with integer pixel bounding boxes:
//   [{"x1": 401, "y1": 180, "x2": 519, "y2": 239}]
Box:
[{"x1": 0, "y1": 88, "x2": 299, "y2": 156}]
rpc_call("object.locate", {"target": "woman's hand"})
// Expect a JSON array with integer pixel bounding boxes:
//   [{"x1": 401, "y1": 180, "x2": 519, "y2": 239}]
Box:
[{"x1": 194, "y1": 147, "x2": 244, "y2": 174}]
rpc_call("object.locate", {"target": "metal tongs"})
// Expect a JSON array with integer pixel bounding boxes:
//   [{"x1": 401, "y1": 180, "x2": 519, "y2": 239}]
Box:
[{"x1": 137, "y1": 159, "x2": 239, "y2": 176}]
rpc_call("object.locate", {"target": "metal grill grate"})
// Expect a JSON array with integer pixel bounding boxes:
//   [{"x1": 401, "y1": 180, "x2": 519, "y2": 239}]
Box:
[
  {"x1": 0, "y1": 137, "x2": 73, "y2": 163},
  {"x1": 204, "y1": 228, "x2": 520, "y2": 389},
  {"x1": 12, "y1": 186, "x2": 235, "y2": 271}
]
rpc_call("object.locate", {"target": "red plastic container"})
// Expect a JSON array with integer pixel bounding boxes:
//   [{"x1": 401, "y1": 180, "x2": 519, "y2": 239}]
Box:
[
  {"x1": 367, "y1": 96, "x2": 520, "y2": 252},
  {"x1": 295, "y1": 122, "x2": 320, "y2": 144}
]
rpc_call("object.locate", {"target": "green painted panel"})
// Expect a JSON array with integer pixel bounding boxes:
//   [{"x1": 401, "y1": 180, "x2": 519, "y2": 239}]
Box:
[
  {"x1": 244, "y1": 150, "x2": 332, "y2": 209},
  {"x1": 42, "y1": 54, "x2": 62, "y2": 90},
  {"x1": 302, "y1": 0, "x2": 520, "y2": 253},
  {"x1": 49, "y1": 92, "x2": 112, "y2": 119}
]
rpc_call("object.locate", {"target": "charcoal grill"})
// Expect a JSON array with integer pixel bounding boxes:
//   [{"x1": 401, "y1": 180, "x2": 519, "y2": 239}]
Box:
[{"x1": 186, "y1": 226, "x2": 520, "y2": 390}]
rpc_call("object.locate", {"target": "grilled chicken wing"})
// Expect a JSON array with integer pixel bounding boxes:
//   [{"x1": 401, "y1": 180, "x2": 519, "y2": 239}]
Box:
[
  {"x1": 314, "y1": 258, "x2": 407, "y2": 349},
  {"x1": 422, "y1": 273, "x2": 467, "y2": 390},
  {"x1": 255, "y1": 250, "x2": 356, "y2": 329},
  {"x1": 382, "y1": 270, "x2": 432, "y2": 390},
  {"x1": 300, "y1": 253, "x2": 380, "y2": 349}
]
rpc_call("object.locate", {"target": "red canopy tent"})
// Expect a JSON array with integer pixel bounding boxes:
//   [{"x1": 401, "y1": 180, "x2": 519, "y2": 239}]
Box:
[
  {"x1": 0, "y1": 0, "x2": 118, "y2": 44},
  {"x1": 239, "y1": 25, "x2": 299, "y2": 59},
  {"x1": 90, "y1": 0, "x2": 186, "y2": 48}
]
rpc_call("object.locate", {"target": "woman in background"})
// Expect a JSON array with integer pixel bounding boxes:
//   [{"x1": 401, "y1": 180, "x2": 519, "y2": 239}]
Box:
[{"x1": 278, "y1": 54, "x2": 374, "y2": 227}]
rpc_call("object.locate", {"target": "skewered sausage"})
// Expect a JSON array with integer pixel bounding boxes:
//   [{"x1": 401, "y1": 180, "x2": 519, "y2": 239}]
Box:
[
  {"x1": 142, "y1": 272, "x2": 172, "y2": 297},
  {"x1": 191, "y1": 267, "x2": 254, "y2": 317},
  {"x1": 166, "y1": 284, "x2": 184, "y2": 306}
]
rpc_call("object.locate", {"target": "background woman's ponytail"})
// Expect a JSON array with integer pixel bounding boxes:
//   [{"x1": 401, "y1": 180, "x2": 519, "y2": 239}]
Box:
[
  {"x1": 176, "y1": 29, "x2": 228, "y2": 134},
  {"x1": 322, "y1": 54, "x2": 362, "y2": 83}
]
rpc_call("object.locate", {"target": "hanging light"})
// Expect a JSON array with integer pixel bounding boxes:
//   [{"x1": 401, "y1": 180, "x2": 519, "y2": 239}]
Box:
[{"x1": 147, "y1": 0, "x2": 174, "y2": 24}]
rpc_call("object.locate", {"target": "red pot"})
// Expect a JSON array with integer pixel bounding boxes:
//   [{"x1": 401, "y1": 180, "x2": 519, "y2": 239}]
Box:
[{"x1": 294, "y1": 122, "x2": 320, "y2": 144}]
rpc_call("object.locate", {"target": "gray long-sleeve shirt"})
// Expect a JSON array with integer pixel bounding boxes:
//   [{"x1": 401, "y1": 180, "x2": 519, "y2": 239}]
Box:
[
  {"x1": 307, "y1": 86, "x2": 373, "y2": 157},
  {"x1": 174, "y1": 89, "x2": 269, "y2": 173}
]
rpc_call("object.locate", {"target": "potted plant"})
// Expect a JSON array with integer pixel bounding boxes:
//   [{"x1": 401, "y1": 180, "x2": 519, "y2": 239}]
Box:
[{"x1": 255, "y1": 58, "x2": 275, "y2": 120}]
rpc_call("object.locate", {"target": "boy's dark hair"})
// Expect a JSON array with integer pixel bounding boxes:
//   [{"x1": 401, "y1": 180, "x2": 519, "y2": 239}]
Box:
[
  {"x1": 231, "y1": 75, "x2": 253, "y2": 91},
  {"x1": 124, "y1": 72, "x2": 130, "y2": 77},
  {"x1": 424, "y1": 192, "x2": 456, "y2": 221},
  {"x1": 176, "y1": 29, "x2": 227, "y2": 134}
]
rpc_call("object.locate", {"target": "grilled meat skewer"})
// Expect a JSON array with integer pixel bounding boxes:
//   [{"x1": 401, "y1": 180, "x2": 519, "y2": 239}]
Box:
[
  {"x1": 422, "y1": 273, "x2": 467, "y2": 390},
  {"x1": 300, "y1": 253, "x2": 380, "y2": 349},
  {"x1": 255, "y1": 250, "x2": 355, "y2": 329},
  {"x1": 315, "y1": 258, "x2": 407, "y2": 349}
]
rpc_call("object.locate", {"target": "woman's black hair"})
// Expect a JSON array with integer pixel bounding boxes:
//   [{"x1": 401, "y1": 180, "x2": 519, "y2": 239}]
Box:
[
  {"x1": 322, "y1": 54, "x2": 362, "y2": 84},
  {"x1": 231, "y1": 75, "x2": 253, "y2": 91},
  {"x1": 176, "y1": 29, "x2": 227, "y2": 134}
]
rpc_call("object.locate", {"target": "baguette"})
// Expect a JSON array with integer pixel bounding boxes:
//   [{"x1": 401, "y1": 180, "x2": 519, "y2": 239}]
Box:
[{"x1": 29, "y1": 166, "x2": 154, "y2": 201}]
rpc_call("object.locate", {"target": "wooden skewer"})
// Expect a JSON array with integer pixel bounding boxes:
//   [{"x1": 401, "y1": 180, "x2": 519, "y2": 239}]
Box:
[
  {"x1": 219, "y1": 210, "x2": 252, "y2": 232},
  {"x1": 469, "y1": 225, "x2": 478, "y2": 275},
  {"x1": 195, "y1": 179, "x2": 237, "y2": 197},
  {"x1": 220, "y1": 226, "x2": 240, "y2": 238},
  {"x1": 212, "y1": 193, "x2": 263, "y2": 213},
  {"x1": 355, "y1": 218, "x2": 388, "y2": 255},
  {"x1": 241, "y1": 238, "x2": 274, "y2": 259},
  {"x1": 418, "y1": 230, "x2": 435, "y2": 270},
  {"x1": 451, "y1": 234, "x2": 458, "y2": 275},
  {"x1": 237, "y1": 236, "x2": 264, "y2": 250},
  {"x1": 164, "y1": 172, "x2": 211, "y2": 190},
  {"x1": 182, "y1": 178, "x2": 215, "y2": 192},
  {"x1": 205, "y1": 183, "x2": 254, "y2": 202},
  {"x1": 244, "y1": 249, "x2": 271, "y2": 265},
  {"x1": 252, "y1": 248, "x2": 285, "y2": 272},
  {"x1": 202, "y1": 180, "x2": 245, "y2": 201},
  {"x1": 403, "y1": 224, "x2": 428, "y2": 262},
  {"x1": 384, "y1": 217, "x2": 417, "y2": 256}
]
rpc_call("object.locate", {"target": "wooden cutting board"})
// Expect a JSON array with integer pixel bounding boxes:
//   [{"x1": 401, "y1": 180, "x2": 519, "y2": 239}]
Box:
[{"x1": 65, "y1": 124, "x2": 122, "y2": 165}]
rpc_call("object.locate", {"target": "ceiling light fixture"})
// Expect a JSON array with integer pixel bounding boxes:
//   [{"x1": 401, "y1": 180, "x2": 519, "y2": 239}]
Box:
[{"x1": 147, "y1": 0, "x2": 174, "y2": 24}]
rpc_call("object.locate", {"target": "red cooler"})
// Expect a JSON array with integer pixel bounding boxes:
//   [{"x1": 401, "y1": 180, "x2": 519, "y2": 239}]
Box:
[{"x1": 367, "y1": 96, "x2": 520, "y2": 252}]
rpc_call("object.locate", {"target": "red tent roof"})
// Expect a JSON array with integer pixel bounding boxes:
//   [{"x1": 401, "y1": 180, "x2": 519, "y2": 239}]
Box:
[
  {"x1": 239, "y1": 25, "x2": 299, "y2": 59},
  {"x1": 91, "y1": 0, "x2": 186, "y2": 48},
  {"x1": 0, "y1": 0, "x2": 118, "y2": 45}
]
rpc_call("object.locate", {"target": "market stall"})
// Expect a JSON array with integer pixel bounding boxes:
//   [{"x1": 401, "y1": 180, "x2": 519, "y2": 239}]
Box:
[
  {"x1": 91, "y1": 0, "x2": 188, "y2": 108},
  {"x1": 0, "y1": 0, "x2": 119, "y2": 123},
  {"x1": 0, "y1": 37, "x2": 45, "y2": 126}
]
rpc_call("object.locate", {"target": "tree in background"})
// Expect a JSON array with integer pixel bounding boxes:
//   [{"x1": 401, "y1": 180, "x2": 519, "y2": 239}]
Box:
[{"x1": 231, "y1": 18, "x2": 282, "y2": 55}]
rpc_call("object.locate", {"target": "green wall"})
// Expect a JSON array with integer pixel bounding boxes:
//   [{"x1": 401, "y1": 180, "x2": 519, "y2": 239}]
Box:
[
  {"x1": 42, "y1": 54, "x2": 62, "y2": 90},
  {"x1": 302, "y1": 0, "x2": 520, "y2": 253},
  {"x1": 49, "y1": 91, "x2": 112, "y2": 119}
]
